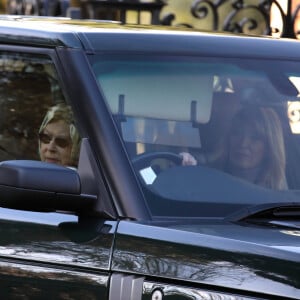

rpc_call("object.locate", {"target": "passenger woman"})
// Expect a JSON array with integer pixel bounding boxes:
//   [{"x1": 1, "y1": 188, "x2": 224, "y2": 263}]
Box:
[{"x1": 38, "y1": 103, "x2": 81, "y2": 167}]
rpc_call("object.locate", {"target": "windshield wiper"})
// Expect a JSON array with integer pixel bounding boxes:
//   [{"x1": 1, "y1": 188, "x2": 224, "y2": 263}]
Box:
[
  {"x1": 226, "y1": 202, "x2": 300, "y2": 229},
  {"x1": 268, "y1": 220, "x2": 300, "y2": 230}
]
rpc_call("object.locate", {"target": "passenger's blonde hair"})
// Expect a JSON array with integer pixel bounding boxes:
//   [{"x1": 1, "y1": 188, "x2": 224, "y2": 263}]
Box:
[{"x1": 39, "y1": 103, "x2": 81, "y2": 167}]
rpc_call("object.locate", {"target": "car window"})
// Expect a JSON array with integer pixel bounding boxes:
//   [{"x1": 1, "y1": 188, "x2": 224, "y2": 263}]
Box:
[
  {"x1": 0, "y1": 52, "x2": 81, "y2": 168},
  {"x1": 90, "y1": 54, "x2": 300, "y2": 218}
]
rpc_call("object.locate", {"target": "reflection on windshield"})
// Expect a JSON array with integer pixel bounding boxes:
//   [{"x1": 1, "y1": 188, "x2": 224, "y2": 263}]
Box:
[{"x1": 92, "y1": 55, "x2": 300, "y2": 218}]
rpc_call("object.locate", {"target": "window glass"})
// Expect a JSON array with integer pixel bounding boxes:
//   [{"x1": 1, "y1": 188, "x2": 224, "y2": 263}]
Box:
[
  {"x1": 0, "y1": 52, "x2": 81, "y2": 168},
  {"x1": 91, "y1": 55, "x2": 300, "y2": 218}
]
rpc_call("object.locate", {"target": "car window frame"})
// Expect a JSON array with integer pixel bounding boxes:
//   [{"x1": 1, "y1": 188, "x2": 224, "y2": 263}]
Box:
[{"x1": 0, "y1": 44, "x2": 122, "y2": 220}]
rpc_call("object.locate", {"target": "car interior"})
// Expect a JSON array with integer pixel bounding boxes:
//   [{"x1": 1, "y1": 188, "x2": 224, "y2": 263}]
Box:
[
  {"x1": 95, "y1": 56, "x2": 300, "y2": 218},
  {"x1": 1, "y1": 53, "x2": 300, "y2": 219}
]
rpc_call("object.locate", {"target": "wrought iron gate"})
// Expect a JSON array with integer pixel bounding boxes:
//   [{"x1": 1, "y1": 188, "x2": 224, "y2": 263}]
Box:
[{"x1": 4, "y1": 0, "x2": 300, "y2": 39}]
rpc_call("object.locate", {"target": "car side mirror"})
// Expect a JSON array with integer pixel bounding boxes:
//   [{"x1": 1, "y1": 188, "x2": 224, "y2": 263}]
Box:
[{"x1": 0, "y1": 160, "x2": 96, "y2": 213}]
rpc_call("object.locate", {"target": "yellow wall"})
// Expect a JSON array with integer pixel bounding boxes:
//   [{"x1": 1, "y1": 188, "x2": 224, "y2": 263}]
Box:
[{"x1": 0, "y1": 0, "x2": 6, "y2": 14}]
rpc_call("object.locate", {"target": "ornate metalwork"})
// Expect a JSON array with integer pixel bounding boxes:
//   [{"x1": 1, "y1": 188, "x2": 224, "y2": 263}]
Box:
[
  {"x1": 161, "y1": 0, "x2": 300, "y2": 39},
  {"x1": 5, "y1": 0, "x2": 300, "y2": 39}
]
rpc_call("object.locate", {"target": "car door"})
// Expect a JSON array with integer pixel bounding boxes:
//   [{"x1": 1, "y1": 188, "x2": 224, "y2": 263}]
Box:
[{"x1": 0, "y1": 47, "x2": 114, "y2": 299}]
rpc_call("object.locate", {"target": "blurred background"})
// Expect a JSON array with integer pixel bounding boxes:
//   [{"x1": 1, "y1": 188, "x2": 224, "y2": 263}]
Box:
[{"x1": 0, "y1": 0, "x2": 300, "y2": 39}]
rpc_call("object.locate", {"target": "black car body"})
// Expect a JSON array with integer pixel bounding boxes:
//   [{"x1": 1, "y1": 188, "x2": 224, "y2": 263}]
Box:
[{"x1": 0, "y1": 16, "x2": 298, "y2": 299}]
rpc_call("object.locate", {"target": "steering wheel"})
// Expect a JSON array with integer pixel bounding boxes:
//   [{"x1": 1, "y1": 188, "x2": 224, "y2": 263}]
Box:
[{"x1": 132, "y1": 151, "x2": 183, "y2": 171}]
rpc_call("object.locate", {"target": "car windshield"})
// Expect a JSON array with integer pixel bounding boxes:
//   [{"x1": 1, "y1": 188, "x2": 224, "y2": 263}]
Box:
[{"x1": 90, "y1": 54, "x2": 300, "y2": 218}]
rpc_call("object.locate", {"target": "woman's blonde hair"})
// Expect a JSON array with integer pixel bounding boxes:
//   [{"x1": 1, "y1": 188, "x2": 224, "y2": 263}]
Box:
[
  {"x1": 228, "y1": 106, "x2": 287, "y2": 190},
  {"x1": 39, "y1": 103, "x2": 81, "y2": 167}
]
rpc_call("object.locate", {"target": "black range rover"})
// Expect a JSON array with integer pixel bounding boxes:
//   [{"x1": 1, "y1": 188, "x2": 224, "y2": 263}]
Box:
[{"x1": 0, "y1": 16, "x2": 298, "y2": 300}]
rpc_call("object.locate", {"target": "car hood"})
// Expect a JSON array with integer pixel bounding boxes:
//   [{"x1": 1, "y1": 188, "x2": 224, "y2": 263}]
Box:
[
  {"x1": 113, "y1": 220, "x2": 300, "y2": 299},
  {"x1": 169, "y1": 220, "x2": 300, "y2": 254}
]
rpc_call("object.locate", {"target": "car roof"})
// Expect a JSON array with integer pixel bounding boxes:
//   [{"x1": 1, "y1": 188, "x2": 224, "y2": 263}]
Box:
[{"x1": 0, "y1": 15, "x2": 300, "y2": 59}]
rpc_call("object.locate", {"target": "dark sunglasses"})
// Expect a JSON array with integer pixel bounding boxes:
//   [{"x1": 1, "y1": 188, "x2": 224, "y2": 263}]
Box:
[{"x1": 38, "y1": 132, "x2": 70, "y2": 148}]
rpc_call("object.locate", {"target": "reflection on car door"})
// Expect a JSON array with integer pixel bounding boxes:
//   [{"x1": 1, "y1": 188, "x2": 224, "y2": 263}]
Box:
[
  {"x1": 0, "y1": 49, "x2": 114, "y2": 299},
  {"x1": 0, "y1": 208, "x2": 115, "y2": 299}
]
